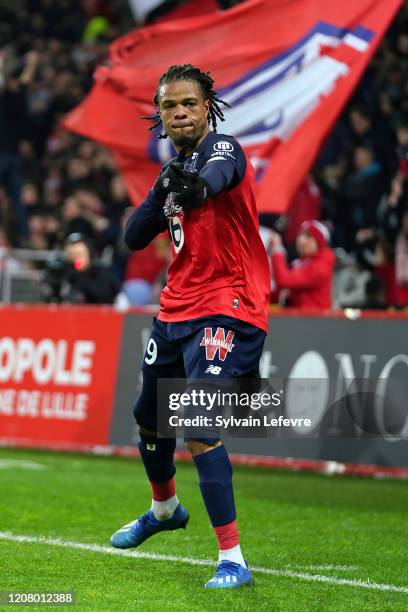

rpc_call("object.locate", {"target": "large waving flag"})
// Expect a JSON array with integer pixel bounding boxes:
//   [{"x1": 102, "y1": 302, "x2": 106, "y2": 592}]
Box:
[{"x1": 63, "y1": 0, "x2": 402, "y2": 212}]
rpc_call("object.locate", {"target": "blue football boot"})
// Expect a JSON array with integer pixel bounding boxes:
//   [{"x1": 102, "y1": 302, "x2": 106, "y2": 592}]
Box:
[
  {"x1": 205, "y1": 560, "x2": 254, "y2": 588},
  {"x1": 110, "y1": 504, "x2": 189, "y2": 549}
]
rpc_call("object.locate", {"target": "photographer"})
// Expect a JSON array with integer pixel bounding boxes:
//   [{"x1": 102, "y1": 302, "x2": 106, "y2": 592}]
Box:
[
  {"x1": 63, "y1": 233, "x2": 119, "y2": 304},
  {"x1": 43, "y1": 233, "x2": 119, "y2": 304}
]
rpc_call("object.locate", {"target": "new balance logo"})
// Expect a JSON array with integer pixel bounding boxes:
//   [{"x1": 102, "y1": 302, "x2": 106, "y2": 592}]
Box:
[
  {"x1": 205, "y1": 365, "x2": 222, "y2": 375},
  {"x1": 200, "y1": 327, "x2": 235, "y2": 361}
]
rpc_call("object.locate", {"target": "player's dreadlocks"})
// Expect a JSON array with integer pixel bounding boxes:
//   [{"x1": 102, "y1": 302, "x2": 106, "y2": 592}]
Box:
[{"x1": 144, "y1": 64, "x2": 231, "y2": 139}]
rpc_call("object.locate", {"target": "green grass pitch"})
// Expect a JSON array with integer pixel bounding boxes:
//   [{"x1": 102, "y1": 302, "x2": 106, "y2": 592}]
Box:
[{"x1": 1, "y1": 447, "x2": 408, "y2": 611}]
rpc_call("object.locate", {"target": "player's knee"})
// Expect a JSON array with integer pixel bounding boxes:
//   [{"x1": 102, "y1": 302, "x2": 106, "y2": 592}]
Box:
[
  {"x1": 133, "y1": 369, "x2": 158, "y2": 429},
  {"x1": 186, "y1": 439, "x2": 222, "y2": 457},
  {"x1": 133, "y1": 397, "x2": 158, "y2": 432},
  {"x1": 139, "y1": 425, "x2": 156, "y2": 437}
]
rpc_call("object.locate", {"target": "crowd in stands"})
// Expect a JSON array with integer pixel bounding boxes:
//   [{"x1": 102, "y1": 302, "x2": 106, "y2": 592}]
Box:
[
  {"x1": 313, "y1": 19, "x2": 408, "y2": 310},
  {"x1": 0, "y1": 0, "x2": 408, "y2": 309}
]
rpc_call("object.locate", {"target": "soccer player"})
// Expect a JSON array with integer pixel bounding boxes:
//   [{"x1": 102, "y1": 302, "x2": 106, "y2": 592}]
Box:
[{"x1": 110, "y1": 64, "x2": 270, "y2": 588}]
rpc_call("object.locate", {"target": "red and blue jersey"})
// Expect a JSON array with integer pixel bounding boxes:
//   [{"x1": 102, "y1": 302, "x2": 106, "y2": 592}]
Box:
[{"x1": 125, "y1": 132, "x2": 270, "y2": 332}]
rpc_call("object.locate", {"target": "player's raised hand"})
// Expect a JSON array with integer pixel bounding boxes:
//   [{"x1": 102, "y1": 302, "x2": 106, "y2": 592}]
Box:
[
  {"x1": 269, "y1": 230, "x2": 284, "y2": 252},
  {"x1": 154, "y1": 163, "x2": 209, "y2": 210}
]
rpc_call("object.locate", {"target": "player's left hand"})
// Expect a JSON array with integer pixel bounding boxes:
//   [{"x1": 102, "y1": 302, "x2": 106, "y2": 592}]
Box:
[{"x1": 156, "y1": 163, "x2": 209, "y2": 210}]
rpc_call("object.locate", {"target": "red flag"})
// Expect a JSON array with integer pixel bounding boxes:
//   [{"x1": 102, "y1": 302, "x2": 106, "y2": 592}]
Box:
[{"x1": 62, "y1": 0, "x2": 402, "y2": 212}]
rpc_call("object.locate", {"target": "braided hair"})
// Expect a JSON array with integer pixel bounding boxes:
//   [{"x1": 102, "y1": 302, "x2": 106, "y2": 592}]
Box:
[{"x1": 144, "y1": 64, "x2": 231, "y2": 139}]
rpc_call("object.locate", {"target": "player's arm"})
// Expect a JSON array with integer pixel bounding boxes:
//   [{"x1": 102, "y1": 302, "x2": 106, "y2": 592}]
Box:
[
  {"x1": 199, "y1": 137, "x2": 247, "y2": 196},
  {"x1": 199, "y1": 159, "x2": 238, "y2": 196},
  {"x1": 124, "y1": 190, "x2": 167, "y2": 251}
]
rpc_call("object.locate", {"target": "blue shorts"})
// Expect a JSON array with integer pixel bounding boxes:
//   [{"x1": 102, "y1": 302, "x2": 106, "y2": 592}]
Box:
[{"x1": 133, "y1": 315, "x2": 266, "y2": 439}]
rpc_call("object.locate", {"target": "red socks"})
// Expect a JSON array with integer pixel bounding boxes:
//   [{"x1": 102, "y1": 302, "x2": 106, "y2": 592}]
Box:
[
  {"x1": 151, "y1": 478, "x2": 176, "y2": 501},
  {"x1": 214, "y1": 519, "x2": 240, "y2": 550}
]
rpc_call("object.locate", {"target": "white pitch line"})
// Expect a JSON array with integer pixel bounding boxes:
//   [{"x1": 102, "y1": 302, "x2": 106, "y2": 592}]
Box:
[
  {"x1": 286, "y1": 564, "x2": 359, "y2": 572},
  {"x1": 0, "y1": 459, "x2": 46, "y2": 470},
  {"x1": 0, "y1": 532, "x2": 407, "y2": 595}
]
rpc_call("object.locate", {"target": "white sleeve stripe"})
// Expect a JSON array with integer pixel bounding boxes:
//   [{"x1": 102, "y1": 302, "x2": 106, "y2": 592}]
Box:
[{"x1": 206, "y1": 156, "x2": 228, "y2": 163}]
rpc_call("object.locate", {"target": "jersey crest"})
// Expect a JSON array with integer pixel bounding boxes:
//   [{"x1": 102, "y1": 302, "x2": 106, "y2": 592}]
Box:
[{"x1": 169, "y1": 215, "x2": 184, "y2": 253}]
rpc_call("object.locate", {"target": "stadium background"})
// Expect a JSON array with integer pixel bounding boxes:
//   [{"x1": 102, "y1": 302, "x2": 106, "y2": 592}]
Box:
[{"x1": 1, "y1": 1, "x2": 408, "y2": 609}]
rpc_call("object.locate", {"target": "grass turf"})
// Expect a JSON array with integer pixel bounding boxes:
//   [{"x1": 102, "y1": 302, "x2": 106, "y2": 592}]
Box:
[{"x1": 0, "y1": 447, "x2": 408, "y2": 611}]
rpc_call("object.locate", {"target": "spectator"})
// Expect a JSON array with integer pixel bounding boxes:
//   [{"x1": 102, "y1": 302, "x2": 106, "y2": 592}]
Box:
[
  {"x1": 0, "y1": 51, "x2": 40, "y2": 241},
  {"x1": 0, "y1": 225, "x2": 24, "y2": 301},
  {"x1": 395, "y1": 121, "x2": 408, "y2": 180},
  {"x1": 395, "y1": 209, "x2": 408, "y2": 306},
  {"x1": 373, "y1": 239, "x2": 398, "y2": 306},
  {"x1": 376, "y1": 173, "x2": 405, "y2": 244},
  {"x1": 353, "y1": 231, "x2": 398, "y2": 306},
  {"x1": 60, "y1": 194, "x2": 94, "y2": 240},
  {"x1": 332, "y1": 251, "x2": 371, "y2": 309},
  {"x1": 348, "y1": 106, "x2": 396, "y2": 178},
  {"x1": 357, "y1": 276, "x2": 387, "y2": 310},
  {"x1": 270, "y1": 221, "x2": 335, "y2": 309},
  {"x1": 28, "y1": 214, "x2": 48, "y2": 250},
  {"x1": 340, "y1": 145, "x2": 383, "y2": 250},
  {"x1": 21, "y1": 182, "x2": 42, "y2": 217}
]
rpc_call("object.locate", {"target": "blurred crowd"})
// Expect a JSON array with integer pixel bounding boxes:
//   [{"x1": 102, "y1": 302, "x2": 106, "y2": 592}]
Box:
[
  {"x1": 0, "y1": 0, "x2": 408, "y2": 309},
  {"x1": 313, "y1": 7, "x2": 408, "y2": 310},
  {"x1": 0, "y1": 0, "x2": 141, "y2": 305}
]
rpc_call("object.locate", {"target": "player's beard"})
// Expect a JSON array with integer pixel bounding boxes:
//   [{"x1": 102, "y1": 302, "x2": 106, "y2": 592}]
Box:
[
  {"x1": 171, "y1": 131, "x2": 197, "y2": 148},
  {"x1": 169, "y1": 121, "x2": 208, "y2": 150}
]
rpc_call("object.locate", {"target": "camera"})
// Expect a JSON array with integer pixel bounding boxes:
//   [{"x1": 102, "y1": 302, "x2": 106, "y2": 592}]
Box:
[{"x1": 41, "y1": 253, "x2": 74, "y2": 303}]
